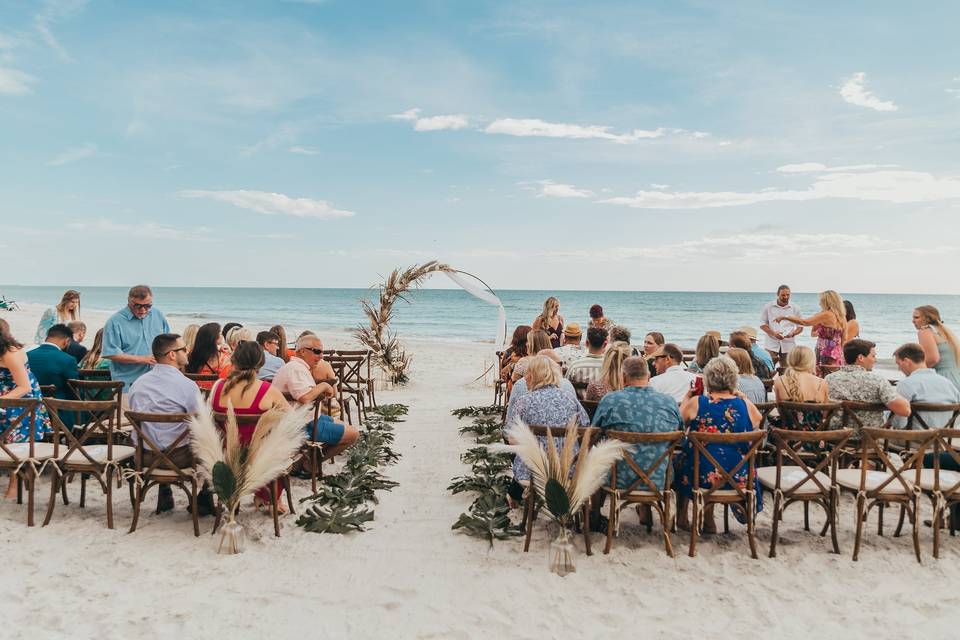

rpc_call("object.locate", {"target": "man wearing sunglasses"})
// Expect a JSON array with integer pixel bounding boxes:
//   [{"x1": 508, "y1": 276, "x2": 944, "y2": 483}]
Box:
[{"x1": 102, "y1": 284, "x2": 170, "y2": 394}]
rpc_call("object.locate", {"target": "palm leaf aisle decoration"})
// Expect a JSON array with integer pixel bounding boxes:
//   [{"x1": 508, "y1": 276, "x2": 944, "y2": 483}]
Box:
[
  {"x1": 189, "y1": 401, "x2": 311, "y2": 553},
  {"x1": 353, "y1": 261, "x2": 451, "y2": 385}
]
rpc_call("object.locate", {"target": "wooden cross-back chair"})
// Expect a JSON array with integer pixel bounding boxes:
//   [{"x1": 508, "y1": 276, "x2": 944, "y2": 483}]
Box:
[
  {"x1": 123, "y1": 411, "x2": 202, "y2": 536},
  {"x1": 761, "y1": 427, "x2": 855, "y2": 557},
  {"x1": 67, "y1": 379, "x2": 126, "y2": 437},
  {"x1": 38, "y1": 384, "x2": 56, "y2": 397},
  {"x1": 835, "y1": 428, "x2": 937, "y2": 563},
  {"x1": 837, "y1": 401, "x2": 891, "y2": 469},
  {"x1": 324, "y1": 359, "x2": 354, "y2": 426},
  {"x1": 78, "y1": 368, "x2": 112, "y2": 381},
  {"x1": 281, "y1": 392, "x2": 328, "y2": 492},
  {"x1": 493, "y1": 351, "x2": 506, "y2": 409},
  {"x1": 686, "y1": 430, "x2": 766, "y2": 559},
  {"x1": 327, "y1": 354, "x2": 368, "y2": 424},
  {"x1": 924, "y1": 428, "x2": 960, "y2": 558},
  {"x1": 42, "y1": 397, "x2": 135, "y2": 529},
  {"x1": 211, "y1": 411, "x2": 296, "y2": 538},
  {"x1": 184, "y1": 373, "x2": 220, "y2": 400},
  {"x1": 601, "y1": 430, "x2": 685, "y2": 557},
  {"x1": 0, "y1": 398, "x2": 60, "y2": 526},
  {"x1": 333, "y1": 349, "x2": 377, "y2": 409},
  {"x1": 521, "y1": 425, "x2": 596, "y2": 555}
]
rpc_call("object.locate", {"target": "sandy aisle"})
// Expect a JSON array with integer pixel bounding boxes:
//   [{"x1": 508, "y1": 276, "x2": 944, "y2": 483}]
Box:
[{"x1": 1, "y1": 305, "x2": 958, "y2": 639}]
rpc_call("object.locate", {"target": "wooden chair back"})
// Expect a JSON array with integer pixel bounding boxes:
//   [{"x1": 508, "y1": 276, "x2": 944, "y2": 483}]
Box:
[
  {"x1": 78, "y1": 368, "x2": 111, "y2": 380},
  {"x1": 687, "y1": 430, "x2": 765, "y2": 501},
  {"x1": 185, "y1": 373, "x2": 220, "y2": 399},
  {"x1": 768, "y1": 427, "x2": 855, "y2": 497},
  {"x1": 528, "y1": 424, "x2": 596, "y2": 464},
  {"x1": 66, "y1": 379, "x2": 124, "y2": 429},
  {"x1": 858, "y1": 428, "x2": 937, "y2": 497},
  {"x1": 124, "y1": 411, "x2": 195, "y2": 473},
  {"x1": 904, "y1": 403, "x2": 960, "y2": 431},
  {"x1": 840, "y1": 401, "x2": 889, "y2": 433},
  {"x1": 931, "y1": 428, "x2": 960, "y2": 496},
  {"x1": 38, "y1": 384, "x2": 57, "y2": 397},
  {"x1": 777, "y1": 401, "x2": 843, "y2": 430},
  {"x1": 43, "y1": 397, "x2": 123, "y2": 467},
  {"x1": 0, "y1": 398, "x2": 47, "y2": 465},
  {"x1": 604, "y1": 430, "x2": 685, "y2": 496}
]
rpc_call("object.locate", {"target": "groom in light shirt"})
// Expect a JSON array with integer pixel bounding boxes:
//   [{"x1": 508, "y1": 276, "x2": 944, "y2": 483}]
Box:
[{"x1": 760, "y1": 284, "x2": 802, "y2": 367}]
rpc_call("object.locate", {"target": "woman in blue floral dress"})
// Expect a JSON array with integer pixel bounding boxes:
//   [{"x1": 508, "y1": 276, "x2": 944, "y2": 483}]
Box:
[
  {"x1": 1, "y1": 319, "x2": 52, "y2": 498},
  {"x1": 676, "y1": 355, "x2": 762, "y2": 532}
]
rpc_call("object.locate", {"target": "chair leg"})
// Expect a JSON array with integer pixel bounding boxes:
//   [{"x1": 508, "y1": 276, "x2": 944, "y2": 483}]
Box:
[
  {"x1": 270, "y1": 482, "x2": 280, "y2": 537},
  {"x1": 911, "y1": 497, "x2": 922, "y2": 564},
  {"x1": 659, "y1": 501, "x2": 674, "y2": 558},
  {"x1": 689, "y1": 496, "x2": 699, "y2": 558},
  {"x1": 26, "y1": 473, "x2": 35, "y2": 527},
  {"x1": 723, "y1": 504, "x2": 729, "y2": 533},
  {"x1": 60, "y1": 472, "x2": 69, "y2": 505},
  {"x1": 933, "y1": 503, "x2": 943, "y2": 560},
  {"x1": 522, "y1": 493, "x2": 535, "y2": 552},
  {"x1": 769, "y1": 492, "x2": 782, "y2": 558},
  {"x1": 106, "y1": 468, "x2": 114, "y2": 530},
  {"x1": 747, "y1": 498, "x2": 758, "y2": 560},
  {"x1": 582, "y1": 502, "x2": 592, "y2": 556},
  {"x1": 284, "y1": 475, "x2": 295, "y2": 514},
  {"x1": 878, "y1": 501, "x2": 884, "y2": 536},
  {"x1": 829, "y1": 489, "x2": 841, "y2": 554},
  {"x1": 803, "y1": 501, "x2": 810, "y2": 532},
  {"x1": 128, "y1": 481, "x2": 144, "y2": 534},
  {"x1": 43, "y1": 473, "x2": 59, "y2": 526},
  {"x1": 604, "y1": 493, "x2": 617, "y2": 554},
  {"x1": 189, "y1": 482, "x2": 200, "y2": 537},
  {"x1": 852, "y1": 494, "x2": 866, "y2": 561},
  {"x1": 80, "y1": 473, "x2": 87, "y2": 508},
  {"x1": 128, "y1": 477, "x2": 136, "y2": 509},
  {"x1": 894, "y1": 504, "x2": 907, "y2": 537},
  {"x1": 16, "y1": 474, "x2": 22, "y2": 504}
]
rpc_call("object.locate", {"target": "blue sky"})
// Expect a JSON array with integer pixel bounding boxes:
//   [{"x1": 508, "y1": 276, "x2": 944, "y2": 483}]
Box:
[{"x1": 2, "y1": 1, "x2": 959, "y2": 293}]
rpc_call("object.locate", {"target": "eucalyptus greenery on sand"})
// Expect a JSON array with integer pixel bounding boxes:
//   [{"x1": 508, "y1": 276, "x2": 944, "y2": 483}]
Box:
[
  {"x1": 354, "y1": 261, "x2": 451, "y2": 385},
  {"x1": 449, "y1": 406, "x2": 521, "y2": 547},
  {"x1": 296, "y1": 404, "x2": 406, "y2": 534}
]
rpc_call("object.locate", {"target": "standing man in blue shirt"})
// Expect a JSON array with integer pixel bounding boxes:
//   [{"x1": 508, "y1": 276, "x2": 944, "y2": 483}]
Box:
[{"x1": 102, "y1": 285, "x2": 170, "y2": 394}]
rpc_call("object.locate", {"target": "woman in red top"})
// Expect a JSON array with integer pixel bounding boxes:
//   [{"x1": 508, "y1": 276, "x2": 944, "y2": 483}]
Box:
[
  {"x1": 209, "y1": 341, "x2": 292, "y2": 512},
  {"x1": 185, "y1": 322, "x2": 231, "y2": 391}
]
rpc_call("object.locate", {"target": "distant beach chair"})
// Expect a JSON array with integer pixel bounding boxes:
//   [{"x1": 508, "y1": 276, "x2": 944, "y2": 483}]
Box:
[
  {"x1": 0, "y1": 398, "x2": 59, "y2": 526},
  {"x1": 601, "y1": 430, "x2": 684, "y2": 557},
  {"x1": 124, "y1": 411, "x2": 203, "y2": 536}
]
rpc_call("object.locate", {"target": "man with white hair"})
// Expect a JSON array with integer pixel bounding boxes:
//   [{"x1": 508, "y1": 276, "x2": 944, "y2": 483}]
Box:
[{"x1": 272, "y1": 333, "x2": 358, "y2": 460}]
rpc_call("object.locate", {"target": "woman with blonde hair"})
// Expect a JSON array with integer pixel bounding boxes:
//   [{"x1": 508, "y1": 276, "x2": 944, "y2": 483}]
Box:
[
  {"x1": 586, "y1": 342, "x2": 632, "y2": 402},
  {"x1": 785, "y1": 290, "x2": 847, "y2": 371},
  {"x1": 913, "y1": 305, "x2": 960, "y2": 391},
  {"x1": 688, "y1": 333, "x2": 720, "y2": 373},
  {"x1": 511, "y1": 329, "x2": 559, "y2": 382},
  {"x1": 226, "y1": 326, "x2": 253, "y2": 352},
  {"x1": 34, "y1": 289, "x2": 81, "y2": 344},
  {"x1": 181, "y1": 324, "x2": 200, "y2": 356},
  {"x1": 532, "y1": 296, "x2": 564, "y2": 348},
  {"x1": 773, "y1": 346, "x2": 829, "y2": 402}
]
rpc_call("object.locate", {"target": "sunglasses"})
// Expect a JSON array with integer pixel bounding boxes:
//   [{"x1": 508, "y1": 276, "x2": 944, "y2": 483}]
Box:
[
  {"x1": 165, "y1": 347, "x2": 187, "y2": 355},
  {"x1": 131, "y1": 302, "x2": 153, "y2": 310},
  {"x1": 653, "y1": 354, "x2": 669, "y2": 360},
  {"x1": 302, "y1": 347, "x2": 324, "y2": 355}
]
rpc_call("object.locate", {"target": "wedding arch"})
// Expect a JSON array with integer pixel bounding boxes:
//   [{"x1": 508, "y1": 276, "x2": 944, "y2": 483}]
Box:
[{"x1": 353, "y1": 261, "x2": 506, "y2": 384}]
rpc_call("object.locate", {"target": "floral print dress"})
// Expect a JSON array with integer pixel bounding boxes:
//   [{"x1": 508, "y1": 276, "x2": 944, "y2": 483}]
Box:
[
  {"x1": 676, "y1": 395, "x2": 762, "y2": 512},
  {"x1": 0, "y1": 362, "x2": 52, "y2": 443},
  {"x1": 813, "y1": 323, "x2": 845, "y2": 371},
  {"x1": 507, "y1": 385, "x2": 590, "y2": 482}
]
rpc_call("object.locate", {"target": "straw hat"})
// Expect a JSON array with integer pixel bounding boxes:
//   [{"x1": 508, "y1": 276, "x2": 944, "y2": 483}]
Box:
[
  {"x1": 739, "y1": 325, "x2": 759, "y2": 341},
  {"x1": 705, "y1": 330, "x2": 722, "y2": 341},
  {"x1": 564, "y1": 322, "x2": 582, "y2": 338}
]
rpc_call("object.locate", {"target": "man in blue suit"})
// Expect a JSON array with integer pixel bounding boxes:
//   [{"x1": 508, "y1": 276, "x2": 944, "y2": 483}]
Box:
[{"x1": 27, "y1": 323, "x2": 79, "y2": 428}]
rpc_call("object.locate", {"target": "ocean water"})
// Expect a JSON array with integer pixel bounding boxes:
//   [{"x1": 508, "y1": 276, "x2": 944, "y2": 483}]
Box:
[{"x1": 3, "y1": 285, "x2": 958, "y2": 356}]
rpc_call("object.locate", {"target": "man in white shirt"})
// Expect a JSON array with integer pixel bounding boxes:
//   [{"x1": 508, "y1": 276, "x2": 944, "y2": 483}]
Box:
[
  {"x1": 566, "y1": 326, "x2": 607, "y2": 399},
  {"x1": 552, "y1": 323, "x2": 584, "y2": 366},
  {"x1": 649, "y1": 343, "x2": 696, "y2": 403},
  {"x1": 760, "y1": 284, "x2": 802, "y2": 367}
]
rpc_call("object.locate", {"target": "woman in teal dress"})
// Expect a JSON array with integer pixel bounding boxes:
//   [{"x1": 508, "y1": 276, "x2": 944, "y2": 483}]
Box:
[
  {"x1": 1, "y1": 319, "x2": 52, "y2": 498},
  {"x1": 914, "y1": 306, "x2": 960, "y2": 391}
]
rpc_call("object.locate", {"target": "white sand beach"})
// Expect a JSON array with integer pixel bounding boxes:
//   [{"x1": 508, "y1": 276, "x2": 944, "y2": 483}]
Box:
[{"x1": 1, "y1": 304, "x2": 958, "y2": 640}]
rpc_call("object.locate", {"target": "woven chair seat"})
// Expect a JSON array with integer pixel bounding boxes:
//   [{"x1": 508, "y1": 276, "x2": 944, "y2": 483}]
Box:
[
  {"x1": 62, "y1": 444, "x2": 136, "y2": 465},
  {"x1": 145, "y1": 467, "x2": 197, "y2": 479},
  {"x1": 757, "y1": 466, "x2": 832, "y2": 496},
  {"x1": 603, "y1": 486, "x2": 659, "y2": 498},
  {"x1": 915, "y1": 469, "x2": 960, "y2": 492},
  {"x1": 0, "y1": 442, "x2": 62, "y2": 462},
  {"x1": 835, "y1": 469, "x2": 912, "y2": 494}
]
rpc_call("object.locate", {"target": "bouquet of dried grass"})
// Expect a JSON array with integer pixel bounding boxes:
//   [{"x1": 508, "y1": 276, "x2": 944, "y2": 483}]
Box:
[{"x1": 190, "y1": 402, "x2": 310, "y2": 553}]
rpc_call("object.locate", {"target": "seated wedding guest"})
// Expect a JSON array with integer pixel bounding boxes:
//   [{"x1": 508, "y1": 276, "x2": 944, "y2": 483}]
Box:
[
  {"x1": 729, "y1": 330, "x2": 772, "y2": 379},
  {"x1": 226, "y1": 326, "x2": 253, "y2": 353},
  {"x1": 592, "y1": 356, "x2": 683, "y2": 523},
  {"x1": 844, "y1": 301, "x2": 860, "y2": 342},
  {"x1": 565, "y1": 327, "x2": 608, "y2": 398},
  {"x1": 588, "y1": 304, "x2": 614, "y2": 331},
  {"x1": 608, "y1": 325, "x2": 639, "y2": 356},
  {"x1": 726, "y1": 347, "x2": 767, "y2": 405},
  {"x1": 221, "y1": 323, "x2": 242, "y2": 343},
  {"x1": 532, "y1": 296, "x2": 564, "y2": 348},
  {"x1": 185, "y1": 322, "x2": 230, "y2": 391},
  {"x1": 913, "y1": 305, "x2": 960, "y2": 392},
  {"x1": 79, "y1": 328, "x2": 110, "y2": 370},
  {"x1": 269, "y1": 325, "x2": 291, "y2": 362},
  {"x1": 505, "y1": 356, "x2": 590, "y2": 502},
  {"x1": 501, "y1": 325, "x2": 531, "y2": 397},
  {"x1": 826, "y1": 338, "x2": 910, "y2": 429},
  {"x1": 688, "y1": 333, "x2": 720, "y2": 373},
  {"x1": 890, "y1": 343, "x2": 960, "y2": 428},
  {"x1": 513, "y1": 330, "x2": 560, "y2": 382},
  {"x1": 272, "y1": 333, "x2": 358, "y2": 460},
  {"x1": 649, "y1": 343, "x2": 696, "y2": 403},
  {"x1": 586, "y1": 342, "x2": 632, "y2": 402},
  {"x1": 773, "y1": 346, "x2": 829, "y2": 403},
  {"x1": 552, "y1": 323, "x2": 584, "y2": 366},
  {"x1": 102, "y1": 285, "x2": 169, "y2": 391},
  {"x1": 507, "y1": 360, "x2": 578, "y2": 416},
  {"x1": 27, "y1": 324, "x2": 79, "y2": 428},
  {"x1": 182, "y1": 324, "x2": 200, "y2": 356},
  {"x1": 676, "y1": 355, "x2": 763, "y2": 531},
  {"x1": 208, "y1": 341, "x2": 294, "y2": 512},
  {"x1": 256, "y1": 331, "x2": 285, "y2": 381},
  {"x1": 643, "y1": 331, "x2": 665, "y2": 378},
  {"x1": 34, "y1": 289, "x2": 81, "y2": 345},
  {"x1": 0, "y1": 319, "x2": 52, "y2": 498},
  {"x1": 65, "y1": 321, "x2": 88, "y2": 363},
  {"x1": 737, "y1": 326, "x2": 774, "y2": 373},
  {"x1": 128, "y1": 333, "x2": 213, "y2": 515}
]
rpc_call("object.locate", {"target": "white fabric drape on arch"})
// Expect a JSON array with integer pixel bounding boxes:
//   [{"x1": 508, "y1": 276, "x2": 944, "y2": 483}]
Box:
[{"x1": 443, "y1": 271, "x2": 507, "y2": 349}]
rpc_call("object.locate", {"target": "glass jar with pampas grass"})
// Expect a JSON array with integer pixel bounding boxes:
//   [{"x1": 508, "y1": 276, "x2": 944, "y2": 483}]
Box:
[
  {"x1": 190, "y1": 403, "x2": 310, "y2": 554},
  {"x1": 490, "y1": 417, "x2": 631, "y2": 576}
]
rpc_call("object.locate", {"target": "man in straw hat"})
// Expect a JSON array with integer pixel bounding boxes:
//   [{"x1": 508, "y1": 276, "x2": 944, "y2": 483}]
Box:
[{"x1": 553, "y1": 322, "x2": 584, "y2": 366}]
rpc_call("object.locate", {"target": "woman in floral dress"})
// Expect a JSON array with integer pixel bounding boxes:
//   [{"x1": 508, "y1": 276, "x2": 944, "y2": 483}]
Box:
[
  {"x1": 1, "y1": 319, "x2": 52, "y2": 498},
  {"x1": 784, "y1": 290, "x2": 847, "y2": 374},
  {"x1": 675, "y1": 355, "x2": 762, "y2": 532}
]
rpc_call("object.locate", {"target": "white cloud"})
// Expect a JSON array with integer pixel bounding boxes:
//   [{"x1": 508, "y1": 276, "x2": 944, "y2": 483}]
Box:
[
  {"x1": 288, "y1": 146, "x2": 321, "y2": 155},
  {"x1": 34, "y1": 0, "x2": 88, "y2": 62},
  {"x1": 67, "y1": 219, "x2": 211, "y2": 240},
  {"x1": 601, "y1": 168, "x2": 960, "y2": 210},
  {"x1": 178, "y1": 189, "x2": 355, "y2": 219},
  {"x1": 0, "y1": 67, "x2": 35, "y2": 95},
  {"x1": 485, "y1": 118, "x2": 665, "y2": 143},
  {"x1": 840, "y1": 72, "x2": 898, "y2": 112},
  {"x1": 535, "y1": 180, "x2": 594, "y2": 199},
  {"x1": 776, "y1": 162, "x2": 897, "y2": 173},
  {"x1": 389, "y1": 108, "x2": 469, "y2": 131},
  {"x1": 47, "y1": 143, "x2": 97, "y2": 166},
  {"x1": 650, "y1": 183, "x2": 670, "y2": 190}
]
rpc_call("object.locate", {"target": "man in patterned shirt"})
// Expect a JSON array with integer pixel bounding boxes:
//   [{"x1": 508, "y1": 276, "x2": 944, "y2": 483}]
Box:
[
  {"x1": 826, "y1": 338, "x2": 910, "y2": 430},
  {"x1": 565, "y1": 326, "x2": 607, "y2": 399}
]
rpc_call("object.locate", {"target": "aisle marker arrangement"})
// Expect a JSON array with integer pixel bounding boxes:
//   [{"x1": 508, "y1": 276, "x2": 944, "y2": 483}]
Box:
[{"x1": 296, "y1": 404, "x2": 407, "y2": 534}]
